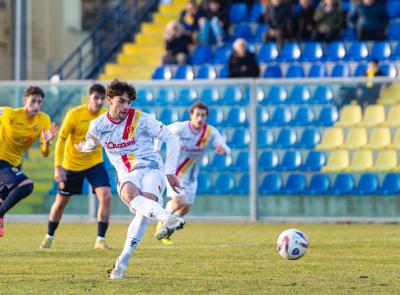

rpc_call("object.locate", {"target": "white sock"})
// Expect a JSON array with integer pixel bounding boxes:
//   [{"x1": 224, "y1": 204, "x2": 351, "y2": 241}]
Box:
[
  {"x1": 165, "y1": 200, "x2": 174, "y2": 214},
  {"x1": 130, "y1": 196, "x2": 169, "y2": 221},
  {"x1": 118, "y1": 214, "x2": 149, "y2": 266},
  {"x1": 46, "y1": 234, "x2": 54, "y2": 240},
  {"x1": 96, "y1": 236, "x2": 105, "y2": 242}
]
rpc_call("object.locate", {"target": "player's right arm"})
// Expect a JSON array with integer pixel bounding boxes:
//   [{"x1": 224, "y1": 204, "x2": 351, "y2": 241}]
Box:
[
  {"x1": 54, "y1": 110, "x2": 74, "y2": 183},
  {"x1": 75, "y1": 120, "x2": 100, "y2": 153}
]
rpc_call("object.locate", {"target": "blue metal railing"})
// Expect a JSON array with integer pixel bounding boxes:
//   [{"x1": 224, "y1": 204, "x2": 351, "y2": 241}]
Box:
[{"x1": 49, "y1": 0, "x2": 159, "y2": 80}]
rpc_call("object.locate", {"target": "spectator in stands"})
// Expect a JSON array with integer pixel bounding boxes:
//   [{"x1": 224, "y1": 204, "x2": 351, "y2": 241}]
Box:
[
  {"x1": 261, "y1": 0, "x2": 293, "y2": 49},
  {"x1": 228, "y1": 38, "x2": 260, "y2": 78},
  {"x1": 162, "y1": 21, "x2": 192, "y2": 65},
  {"x1": 347, "y1": 0, "x2": 389, "y2": 41},
  {"x1": 358, "y1": 58, "x2": 386, "y2": 106},
  {"x1": 179, "y1": 0, "x2": 205, "y2": 41},
  {"x1": 312, "y1": 0, "x2": 343, "y2": 42},
  {"x1": 199, "y1": 0, "x2": 230, "y2": 46},
  {"x1": 293, "y1": 0, "x2": 316, "y2": 39}
]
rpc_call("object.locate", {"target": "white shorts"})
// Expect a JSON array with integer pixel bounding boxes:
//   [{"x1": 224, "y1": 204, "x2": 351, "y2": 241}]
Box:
[
  {"x1": 166, "y1": 179, "x2": 197, "y2": 205},
  {"x1": 117, "y1": 168, "x2": 166, "y2": 209}
]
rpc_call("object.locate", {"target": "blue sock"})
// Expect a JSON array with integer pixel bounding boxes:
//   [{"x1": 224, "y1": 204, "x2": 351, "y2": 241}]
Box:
[
  {"x1": 97, "y1": 221, "x2": 109, "y2": 238},
  {"x1": 48, "y1": 221, "x2": 60, "y2": 236},
  {"x1": 0, "y1": 183, "x2": 34, "y2": 217}
]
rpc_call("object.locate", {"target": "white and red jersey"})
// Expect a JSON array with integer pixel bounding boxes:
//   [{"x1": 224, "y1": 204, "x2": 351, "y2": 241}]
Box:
[
  {"x1": 167, "y1": 121, "x2": 231, "y2": 183},
  {"x1": 82, "y1": 108, "x2": 178, "y2": 178}
]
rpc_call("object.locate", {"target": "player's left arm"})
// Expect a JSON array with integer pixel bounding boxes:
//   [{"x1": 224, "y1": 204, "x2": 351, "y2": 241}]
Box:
[
  {"x1": 40, "y1": 116, "x2": 58, "y2": 157},
  {"x1": 212, "y1": 127, "x2": 231, "y2": 156}
]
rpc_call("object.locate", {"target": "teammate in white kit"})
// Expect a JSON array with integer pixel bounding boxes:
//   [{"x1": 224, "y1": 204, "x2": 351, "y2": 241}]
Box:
[
  {"x1": 156, "y1": 101, "x2": 231, "y2": 245},
  {"x1": 76, "y1": 80, "x2": 185, "y2": 279}
]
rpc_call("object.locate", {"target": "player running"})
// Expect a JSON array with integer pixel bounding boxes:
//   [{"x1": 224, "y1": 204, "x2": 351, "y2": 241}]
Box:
[
  {"x1": 40, "y1": 84, "x2": 113, "y2": 250},
  {"x1": 75, "y1": 80, "x2": 185, "y2": 279},
  {"x1": 0, "y1": 86, "x2": 58, "y2": 237},
  {"x1": 155, "y1": 101, "x2": 230, "y2": 245}
]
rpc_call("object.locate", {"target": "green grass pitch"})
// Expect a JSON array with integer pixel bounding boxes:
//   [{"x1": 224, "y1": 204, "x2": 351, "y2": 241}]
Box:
[{"x1": 0, "y1": 223, "x2": 399, "y2": 294}]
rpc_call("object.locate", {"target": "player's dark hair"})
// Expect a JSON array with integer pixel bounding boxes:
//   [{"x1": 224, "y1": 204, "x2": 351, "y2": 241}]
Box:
[
  {"x1": 89, "y1": 83, "x2": 106, "y2": 95},
  {"x1": 24, "y1": 86, "x2": 45, "y2": 98},
  {"x1": 190, "y1": 101, "x2": 208, "y2": 115},
  {"x1": 107, "y1": 79, "x2": 136, "y2": 101}
]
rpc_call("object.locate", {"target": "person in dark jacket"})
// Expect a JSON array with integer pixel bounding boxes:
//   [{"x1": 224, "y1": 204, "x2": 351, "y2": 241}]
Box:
[
  {"x1": 312, "y1": 0, "x2": 343, "y2": 41},
  {"x1": 293, "y1": 0, "x2": 316, "y2": 39},
  {"x1": 179, "y1": 0, "x2": 205, "y2": 40},
  {"x1": 199, "y1": 0, "x2": 230, "y2": 45},
  {"x1": 162, "y1": 21, "x2": 192, "y2": 65},
  {"x1": 228, "y1": 39, "x2": 260, "y2": 78}
]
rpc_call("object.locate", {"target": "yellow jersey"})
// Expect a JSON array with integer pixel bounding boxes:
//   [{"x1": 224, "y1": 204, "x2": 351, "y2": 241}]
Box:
[
  {"x1": 56, "y1": 104, "x2": 106, "y2": 171},
  {"x1": 0, "y1": 107, "x2": 51, "y2": 166}
]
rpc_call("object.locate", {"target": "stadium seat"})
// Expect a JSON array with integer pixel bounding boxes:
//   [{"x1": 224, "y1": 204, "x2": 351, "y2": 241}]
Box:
[
  {"x1": 380, "y1": 63, "x2": 397, "y2": 77},
  {"x1": 341, "y1": 27, "x2": 356, "y2": 40},
  {"x1": 258, "y1": 128, "x2": 275, "y2": 148},
  {"x1": 259, "y1": 173, "x2": 282, "y2": 195},
  {"x1": 384, "y1": 105, "x2": 400, "y2": 127},
  {"x1": 300, "y1": 42, "x2": 323, "y2": 61},
  {"x1": 211, "y1": 173, "x2": 235, "y2": 194},
  {"x1": 336, "y1": 104, "x2": 362, "y2": 127},
  {"x1": 176, "y1": 88, "x2": 198, "y2": 105},
  {"x1": 291, "y1": 107, "x2": 315, "y2": 126},
  {"x1": 285, "y1": 65, "x2": 305, "y2": 78},
  {"x1": 263, "y1": 65, "x2": 283, "y2": 78},
  {"x1": 277, "y1": 150, "x2": 302, "y2": 171},
  {"x1": 360, "y1": 104, "x2": 385, "y2": 127},
  {"x1": 155, "y1": 88, "x2": 175, "y2": 105},
  {"x1": 278, "y1": 42, "x2": 301, "y2": 61},
  {"x1": 311, "y1": 85, "x2": 333, "y2": 104},
  {"x1": 307, "y1": 173, "x2": 331, "y2": 195},
  {"x1": 373, "y1": 149, "x2": 398, "y2": 172},
  {"x1": 152, "y1": 66, "x2": 172, "y2": 80},
  {"x1": 229, "y1": 3, "x2": 247, "y2": 23},
  {"x1": 388, "y1": 21, "x2": 400, "y2": 40},
  {"x1": 159, "y1": 108, "x2": 179, "y2": 125},
  {"x1": 287, "y1": 85, "x2": 311, "y2": 104},
  {"x1": 316, "y1": 106, "x2": 339, "y2": 126},
  {"x1": 346, "y1": 41, "x2": 369, "y2": 60},
  {"x1": 274, "y1": 128, "x2": 297, "y2": 148},
  {"x1": 301, "y1": 150, "x2": 327, "y2": 171},
  {"x1": 234, "y1": 173, "x2": 249, "y2": 195},
  {"x1": 222, "y1": 86, "x2": 248, "y2": 105},
  {"x1": 378, "y1": 173, "x2": 400, "y2": 195},
  {"x1": 268, "y1": 106, "x2": 292, "y2": 126},
  {"x1": 136, "y1": 88, "x2": 154, "y2": 105},
  {"x1": 214, "y1": 45, "x2": 232, "y2": 64},
  {"x1": 367, "y1": 127, "x2": 391, "y2": 149},
  {"x1": 260, "y1": 85, "x2": 287, "y2": 104},
  {"x1": 347, "y1": 150, "x2": 374, "y2": 172},
  {"x1": 218, "y1": 66, "x2": 229, "y2": 78},
  {"x1": 323, "y1": 41, "x2": 346, "y2": 61},
  {"x1": 296, "y1": 128, "x2": 321, "y2": 149},
  {"x1": 282, "y1": 173, "x2": 306, "y2": 195},
  {"x1": 258, "y1": 150, "x2": 279, "y2": 171},
  {"x1": 257, "y1": 107, "x2": 270, "y2": 125},
  {"x1": 343, "y1": 127, "x2": 368, "y2": 149},
  {"x1": 390, "y1": 129, "x2": 400, "y2": 149},
  {"x1": 200, "y1": 88, "x2": 220, "y2": 105},
  {"x1": 196, "y1": 65, "x2": 217, "y2": 79},
  {"x1": 317, "y1": 127, "x2": 344, "y2": 150},
  {"x1": 331, "y1": 63, "x2": 350, "y2": 77},
  {"x1": 190, "y1": 45, "x2": 213, "y2": 64},
  {"x1": 248, "y1": 2, "x2": 265, "y2": 22},
  {"x1": 232, "y1": 151, "x2": 249, "y2": 171},
  {"x1": 257, "y1": 43, "x2": 279, "y2": 62},
  {"x1": 223, "y1": 107, "x2": 248, "y2": 127},
  {"x1": 353, "y1": 63, "x2": 368, "y2": 77},
  {"x1": 254, "y1": 24, "x2": 268, "y2": 42},
  {"x1": 231, "y1": 23, "x2": 253, "y2": 40},
  {"x1": 173, "y1": 65, "x2": 195, "y2": 80},
  {"x1": 387, "y1": 1, "x2": 400, "y2": 19},
  {"x1": 229, "y1": 128, "x2": 250, "y2": 148},
  {"x1": 180, "y1": 111, "x2": 190, "y2": 121},
  {"x1": 370, "y1": 41, "x2": 391, "y2": 60},
  {"x1": 209, "y1": 153, "x2": 232, "y2": 171},
  {"x1": 207, "y1": 108, "x2": 224, "y2": 126},
  {"x1": 308, "y1": 63, "x2": 327, "y2": 78},
  {"x1": 354, "y1": 173, "x2": 379, "y2": 195},
  {"x1": 391, "y1": 41, "x2": 400, "y2": 59},
  {"x1": 330, "y1": 173, "x2": 355, "y2": 195},
  {"x1": 322, "y1": 149, "x2": 349, "y2": 172},
  {"x1": 197, "y1": 173, "x2": 212, "y2": 194}
]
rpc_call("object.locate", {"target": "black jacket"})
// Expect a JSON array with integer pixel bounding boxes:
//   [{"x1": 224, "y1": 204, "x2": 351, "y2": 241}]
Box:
[{"x1": 228, "y1": 51, "x2": 260, "y2": 78}]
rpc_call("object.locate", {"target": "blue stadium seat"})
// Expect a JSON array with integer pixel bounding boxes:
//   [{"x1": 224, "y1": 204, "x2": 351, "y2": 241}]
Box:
[
  {"x1": 207, "y1": 108, "x2": 224, "y2": 126},
  {"x1": 254, "y1": 24, "x2": 268, "y2": 42},
  {"x1": 278, "y1": 42, "x2": 301, "y2": 61},
  {"x1": 296, "y1": 128, "x2": 321, "y2": 149},
  {"x1": 287, "y1": 85, "x2": 311, "y2": 104},
  {"x1": 331, "y1": 63, "x2": 350, "y2": 77},
  {"x1": 300, "y1": 150, "x2": 326, "y2": 171},
  {"x1": 354, "y1": 173, "x2": 379, "y2": 196},
  {"x1": 258, "y1": 150, "x2": 279, "y2": 171},
  {"x1": 152, "y1": 66, "x2": 172, "y2": 80},
  {"x1": 341, "y1": 27, "x2": 356, "y2": 40},
  {"x1": 380, "y1": 63, "x2": 398, "y2": 77},
  {"x1": 308, "y1": 63, "x2": 327, "y2": 78},
  {"x1": 311, "y1": 85, "x2": 333, "y2": 104},
  {"x1": 176, "y1": 88, "x2": 198, "y2": 105},
  {"x1": 180, "y1": 111, "x2": 190, "y2": 121},
  {"x1": 210, "y1": 153, "x2": 232, "y2": 171},
  {"x1": 222, "y1": 86, "x2": 248, "y2": 105},
  {"x1": 223, "y1": 107, "x2": 248, "y2": 127},
  {"x1": 234, "y1": 173, "x2": 249, "y2": 195},
  {"x1": 346, "y1": 41, "x2": 369, "y2": 60},
  {"x1": 263, "y1": 65, "x2": 283, "y2": 78},
  {"x1": 291, "y1": 107, "x2": 315, "y2": 126},
  {"x1": 218, "y1": 66, "x2": 229, "y2": 78},
  {"x1": 258, "y1": 128, "x2": 275, "y2": 148},
  {"x1": 317, "y1": 106, "x2": 339, "y2": 126},
  {"x1": 190, "y1": 45, "x2": 213, "y2": 64},
  {"x1": 307, "y1": 174, "x2": 331, "y2": 195},
  {"x1": 300, "y1": 42, "x2": 323, "y2": 61},
  {"x1": 387, "y1": 1, "x2": 400, "y2": 19},
  {"x1": 257, "y1": 43, "x2": 278, "y2": 62},
  {"x1": 353, "y1": 63, "x2": 367, "y2": 77},
  {"x1": 277, "y1": 150, "x2": 302, "y2": 171},
  {"x1": 200, "y1": 87, "x2": 220, "y2": 104},
  {"x1": 378, "y1": 173, "x2": 400, "y2": 195},
  {"x1": 196, "y1": 65, "x2": 217, "y2": 79},
  {"x1": 330, "y1": 173, "x2": 355, "y2": 195},
  {"x1": 159, "y1": 108, "x2": 179, "y2": 125},
  {"x1": 388, "y1": 22, "x2": 400, "y2": 40},
  {"x1": 323, "y1": 41, "x2": 346, "y2": 61},
  {"x1": 257, "y1": 107, "x2": 270, "y2": 125},
  {"x1": 282, "y1": 173, "x2": 306, "y2": 195},
  {"x1": 370, "y1": 41, "x2": 391, "y2": 61},
  {"x1": 211, "y1": 173, "x2": 235, "y2": 194},
  {"x1": 229, "y1": 3, "x2": 248, "y2": 23},
  {"x1": 155, "y1": 88, "x2": 175, "y2": 105},
  {"x1": 232, "y1": 151, "x2": 249, "y2": 171},
  {"x1": 268, "y1": 106, "x2": 292, "y2": 126},
  {"x1": 259, "y1": 173, "x2": 282, "y2": 195},
  {"x1": 231, "y1": 23, "x2": 253, "y2": 40},
  {"x1": 197, "y1": 173, "x2": 212, "y2": 194},
  {"x1": 229, "y1": 128, "x2": 250, "y2": 148},
  {"x1": 391, "y1": 42, "x2": 400, "y2": 59},
  {"x1": 248, "y1": 2, "x2": 265, "y2": 22},
  {"x1": 260, "y1": 85, "x2": 287, "y2": 104},
  {"x1": 285, "y1": 64, "x2": 305, "y2": 78},
  {"x1": 274, "y1": 128, "x2": 297, "y2": 148},
  {"x1": 214, "y1": 45, "x2": 232, "y2": 64},
  {"x1": 136, "y1": 88, "x2": 154, "y2": 105}
]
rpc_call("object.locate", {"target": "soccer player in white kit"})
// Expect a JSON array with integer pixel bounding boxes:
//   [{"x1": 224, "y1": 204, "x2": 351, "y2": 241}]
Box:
[
  {"x1": 76, "y1": 80, "x2": 185, "y2": 279},
  {"x1": 156, "y1": 101, "x2": 231, "y2": 245}
]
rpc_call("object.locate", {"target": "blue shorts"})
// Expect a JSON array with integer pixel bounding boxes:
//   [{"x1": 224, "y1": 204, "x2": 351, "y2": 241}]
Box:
[
  {"x1": 58, "y1": 163, "x2": 111, "y2": 197},
  {"x1": 0, "y1": 160, "x2": 29, "y2": 199}
]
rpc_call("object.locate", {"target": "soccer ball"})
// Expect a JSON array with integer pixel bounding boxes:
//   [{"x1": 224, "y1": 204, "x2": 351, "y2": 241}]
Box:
[{"x1": 277, "y1": 228, "x2": 309, "y2": 260}]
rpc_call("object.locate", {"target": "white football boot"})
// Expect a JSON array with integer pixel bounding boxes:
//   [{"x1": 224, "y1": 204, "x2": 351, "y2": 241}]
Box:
[
  {"x1": 109, "y1": 259, "x2": 126, "y2": 279},
  {"x1": 155, "y1": 215, "x2": 185, "y2": 240}
]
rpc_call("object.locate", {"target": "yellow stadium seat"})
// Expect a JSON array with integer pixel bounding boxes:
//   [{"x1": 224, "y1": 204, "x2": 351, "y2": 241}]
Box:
[
  {"x1": 373, "y1": 149, "x2": 398, "y2": 172},
  {"x1": 359, "y1": 104, "x2": 385, "y2": 127},
  {"x1": 336, "y1": 104, "x2": 362, "y2": 127},
  {"x1": 343, "y1": 127, "x2": 367, "y2": 149},
  {"x1": 317, "y1": 127, "x2": 344, "y2": 150},
  {"x1": 347, "y1": 150, "x2": 373, "y2": 172},
  {"x1": 322, "y1": 150, "x2": 349, "y2": 172},
  {"x1": 366, "y1": 127, "x2": 391, "y2": 149},
  {"x1": 390, "y1": 129, "x2": 400, "y2": 149},
  {"x1": 384, "y1": 105, "x2": 400, "y2": 127}
]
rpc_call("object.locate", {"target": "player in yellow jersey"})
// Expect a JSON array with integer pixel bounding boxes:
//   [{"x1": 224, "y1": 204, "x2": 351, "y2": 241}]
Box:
[
  {"x1": 0, "y1": 86, "x2": 58, "y2": 237},
  {"x1": 40, "y1": 84, "x2": 112, "y2": 250}
]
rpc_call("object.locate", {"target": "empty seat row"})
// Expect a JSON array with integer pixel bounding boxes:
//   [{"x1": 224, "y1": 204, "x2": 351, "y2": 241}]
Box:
[
  {"x1": 258, "y1": 128, "x2": 321, "y2": 149},
  {"x1": 336, "y1": 104, "x2": 400, "y2": 127}
]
